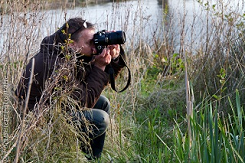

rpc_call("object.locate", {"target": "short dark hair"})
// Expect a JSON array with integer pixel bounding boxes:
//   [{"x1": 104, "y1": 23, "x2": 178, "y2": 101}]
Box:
[{"x1": 58, "y1": 17, "x2": 94, "y2": 42}]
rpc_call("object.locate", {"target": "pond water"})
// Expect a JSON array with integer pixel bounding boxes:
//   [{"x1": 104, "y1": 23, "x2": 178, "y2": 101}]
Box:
[
  {"x1": 0, "y1": 0, "x2": 244, "y2": 56},
  {"x1": 41, "y1": 0, "x2": 165, "y2": 45},
  {"x1": 166, "y1": 0, "x2": 245, "y2": 52}
]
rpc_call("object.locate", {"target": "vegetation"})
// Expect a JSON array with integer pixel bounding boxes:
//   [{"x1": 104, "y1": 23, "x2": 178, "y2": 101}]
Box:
[{"x1": 0, "y1": 0, "x2": 245, "y2": 162}]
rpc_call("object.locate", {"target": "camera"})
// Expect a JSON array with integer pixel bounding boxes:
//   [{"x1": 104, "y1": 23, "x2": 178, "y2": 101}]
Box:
[{"x1": 93, "y1": 30, "x2": 126, "y2": 54}]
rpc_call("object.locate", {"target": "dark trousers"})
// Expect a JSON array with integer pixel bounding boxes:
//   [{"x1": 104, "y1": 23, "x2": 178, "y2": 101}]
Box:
[{"x1": 72, "y1": 95, "x2": 110, "y2": 159}]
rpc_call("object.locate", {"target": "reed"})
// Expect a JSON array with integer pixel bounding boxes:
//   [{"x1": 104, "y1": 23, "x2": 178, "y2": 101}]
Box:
[{"x1": 169, "y1": 90, "x2": 245, "y2": 163}]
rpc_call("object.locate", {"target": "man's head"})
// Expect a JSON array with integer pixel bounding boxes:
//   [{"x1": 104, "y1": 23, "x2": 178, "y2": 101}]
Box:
[{"x1": 58, "y1": 17, "x2": 96, "y2": 57}]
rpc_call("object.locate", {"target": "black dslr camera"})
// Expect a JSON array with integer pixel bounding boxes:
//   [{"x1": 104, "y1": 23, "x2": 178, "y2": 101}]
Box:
[{"x1": 93, "y1": 30, "x2": 126, "y2": 54}]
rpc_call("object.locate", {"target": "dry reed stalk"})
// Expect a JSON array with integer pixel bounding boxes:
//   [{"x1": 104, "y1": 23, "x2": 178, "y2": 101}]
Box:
[
  {"x1": 14, "y1": 58, "x2": 35, "y2": 163},
  {"x1": 179, "y1": 0, "x2": 194, "y2": 149}
]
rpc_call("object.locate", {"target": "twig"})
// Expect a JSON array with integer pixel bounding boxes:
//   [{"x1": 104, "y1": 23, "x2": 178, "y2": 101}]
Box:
[
  {"x1": 0, "y1": 139, "x2": 18, "y2": 163},
  {"x1": 14, "y1": 58, "x2": 35, "y2": 163}
]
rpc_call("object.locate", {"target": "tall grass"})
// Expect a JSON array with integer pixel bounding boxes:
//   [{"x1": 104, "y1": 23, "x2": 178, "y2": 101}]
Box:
[
  {"x1": 169, "y1": 90, "x2": 245, "y2": 163},
  {"x1": 0, "y1": 0, "x2": 245, "y2": 162}
]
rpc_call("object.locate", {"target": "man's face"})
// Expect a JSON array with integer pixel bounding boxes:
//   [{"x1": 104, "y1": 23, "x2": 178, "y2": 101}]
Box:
[{"x1": 72, "y1": 28, "x2": 96, "y2": 57}]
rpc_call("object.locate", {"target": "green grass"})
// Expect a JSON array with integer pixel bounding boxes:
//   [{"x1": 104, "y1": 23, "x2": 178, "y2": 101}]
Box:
[{"x1": 111, "y1": 89, "x2": 245, "y2": 163}]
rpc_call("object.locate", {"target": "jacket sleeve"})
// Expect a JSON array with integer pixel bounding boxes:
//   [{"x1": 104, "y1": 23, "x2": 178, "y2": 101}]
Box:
[
  {"x1": 72, "y1": 65, "x2": 110, "y2": 108},
  {"x1": 73, "y1": 53, "x2": 127, "y2": 108},
  {"x1": 45, "y1": 46, "x2": 127, "y2": 109}
]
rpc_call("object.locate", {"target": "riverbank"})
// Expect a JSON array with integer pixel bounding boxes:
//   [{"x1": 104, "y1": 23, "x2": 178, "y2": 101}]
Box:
[
  {"x1": 43, "y1": 0, "x2": 114, "y2": 9},
  {"x1": 0, "y1": 0, "x2": 129, "y2": 13}
]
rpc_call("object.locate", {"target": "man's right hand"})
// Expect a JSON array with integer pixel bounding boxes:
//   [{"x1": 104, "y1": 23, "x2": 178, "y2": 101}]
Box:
[{"x1": 94, "y1": 48, "x2": 112, "y2": 71}]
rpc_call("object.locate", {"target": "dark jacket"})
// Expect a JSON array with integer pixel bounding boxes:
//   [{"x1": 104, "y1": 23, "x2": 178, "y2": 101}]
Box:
[{"x1": 15, "y1": 31, "x2": 125, "y2": 112}]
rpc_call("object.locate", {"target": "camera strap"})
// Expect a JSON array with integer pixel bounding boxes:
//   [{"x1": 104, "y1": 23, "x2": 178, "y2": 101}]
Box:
[{"x1": 108, "y1": 46, "x2": 131, "y2": 93}]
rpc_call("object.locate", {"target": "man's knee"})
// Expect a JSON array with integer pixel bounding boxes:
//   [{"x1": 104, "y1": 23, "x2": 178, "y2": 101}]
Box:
[
  {"x1": 94, "y1": 95, "x2": 110, "y2": 114},
  {"x1": 95, "y1": 109, "x2": 109, "y2": 129},
  {"x1": 90, "y1": 109, "x2": 109, "y2": 137},
  {"x1": 99, "y1": 95, "x2": 110, "y2": 105}
]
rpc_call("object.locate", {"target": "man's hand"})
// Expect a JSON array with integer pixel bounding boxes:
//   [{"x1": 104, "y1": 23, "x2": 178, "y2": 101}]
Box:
[
  {"x1": 94, "y1": 44, "x2": 120, "y2": 71},
  {"x1": 108, "y1": 44, "x2": 120, "y2": 60},
  {"x1": 94, "y1": 48, "x2": 112, "y2": 71}
]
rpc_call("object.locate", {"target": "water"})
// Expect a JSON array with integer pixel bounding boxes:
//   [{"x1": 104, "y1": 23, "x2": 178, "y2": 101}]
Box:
[
  {"x1": 42, "y1": 0, "x2": 164, "y2": 45},
  {"x1": 0, "y1": 0, "x2": 244, "y2": 57},
  {"x1": 0, "y1": 0, "x2": 164, "y2": 57}
]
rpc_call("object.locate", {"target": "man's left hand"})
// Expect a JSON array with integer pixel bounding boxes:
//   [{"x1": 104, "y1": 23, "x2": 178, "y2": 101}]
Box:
[{"x1": 108, "y1": 44, "x2": 120, "y2": 60}]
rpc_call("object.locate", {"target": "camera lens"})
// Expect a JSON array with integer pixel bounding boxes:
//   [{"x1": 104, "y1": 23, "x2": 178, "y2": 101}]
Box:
[{"x1": 108, "y1": 31, "x2": 126, "y2": 45}]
